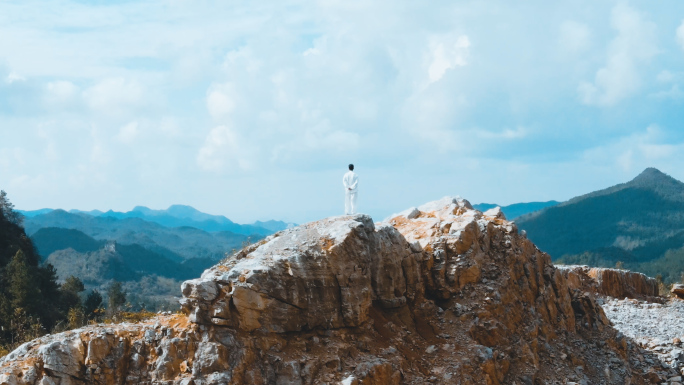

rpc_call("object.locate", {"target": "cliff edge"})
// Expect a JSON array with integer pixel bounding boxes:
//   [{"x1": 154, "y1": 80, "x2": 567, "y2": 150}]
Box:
[{"x1": 0, "y1": 197, "x2": 676, "y2": 384}]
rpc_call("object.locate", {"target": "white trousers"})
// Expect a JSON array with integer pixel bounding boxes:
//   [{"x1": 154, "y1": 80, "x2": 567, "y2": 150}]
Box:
[{"x1": 345, "y1": 190, "x2": 357, "y2": 215}]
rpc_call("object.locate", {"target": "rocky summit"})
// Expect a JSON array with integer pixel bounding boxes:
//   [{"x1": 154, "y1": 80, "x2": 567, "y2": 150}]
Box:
[{"x1": 0, "y1": 197, "x2": 679, "y2": 384}]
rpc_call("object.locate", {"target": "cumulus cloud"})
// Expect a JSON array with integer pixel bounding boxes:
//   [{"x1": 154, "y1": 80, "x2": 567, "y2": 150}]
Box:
[
  {"x1": 4, "y1": 1, "x2": 684, "y2": 222},
  {"x1": 582, "y1": 125, "x2": 684, "y2": 172},
  {"x1": 197, "y1": 125, "x2": 250, "y2": 172},
  {"x1": 578, "y1": 4, "x2": 657, "y2": 106},
  {"x1": 274, "y1": 120, "x2": 360, "y2": 161},
  {"x1": 652, "y1": 71, "x2": 684, "y2": 100},
  {"x1": 206, "y1": 83, "x2": 236, "y2": 120},
  {"x1": 427, "y1": 35, "x2": 470, "y2": 84}
]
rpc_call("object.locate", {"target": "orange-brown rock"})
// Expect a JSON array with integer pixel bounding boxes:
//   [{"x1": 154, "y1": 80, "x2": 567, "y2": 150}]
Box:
[
  {"x1": 0, "y1": 197, "x2": 673, "y2": 384},
  {"x1": 558, "y1": 265, "x2": 659, "y2": 299},
  {"x1": 671, "y1": 284, "x2": 684, "y2": 299}
]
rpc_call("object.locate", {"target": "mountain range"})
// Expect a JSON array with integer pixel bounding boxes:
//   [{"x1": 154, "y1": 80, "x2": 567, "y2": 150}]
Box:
[
  {"x1": 15, "y1": 167, "x2": 684, "y2": 305},
  {"x1": 17, "y1": 206, "x2": 294, "y2": 308},
  {"x1": 516, "y1": 167, "x2": 684, "y2": 283},
  {"x1": 20, "y1": 205, "x2": 294, "y2": 236},
  {"x1": 23, "y1": 210, "x2": 254, "y2": 261}
]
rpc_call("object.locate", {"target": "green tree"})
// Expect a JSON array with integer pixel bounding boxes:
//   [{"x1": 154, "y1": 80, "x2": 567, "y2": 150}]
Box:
[
  {"x1": 60, "y1": 276, "x2": 85, "y2": 312},
  {"x1": 67, "y1": 307, "x2": 85, "y2": 329},
  {"x1": 5, "y1": 250, "x2": 39, "y2": 314},
  {"x1": 0, "y1": 292, "x2": 11, "y2": 345},
  {"x1": 0, "y1": 190, "x2": 23, "y2": 226},
  {"x1": 107, "y1": 281, "x2": 126, "y2": 312},
  {"x1": 84, "y1": 290, "x2": 103, "y2": 320},
  {"x1": 36, "y1": 263, "x2": 62, "y2": 330},
  {"x1": 8, "y1": 308, "x2": 44, "y2": 349}
]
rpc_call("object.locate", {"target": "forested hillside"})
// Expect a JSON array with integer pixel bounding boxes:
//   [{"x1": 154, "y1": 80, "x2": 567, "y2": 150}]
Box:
[
  {"x1": 4, "y1": 202, "x2": 281, "y2": 313},
  {"x1": 23, "y1": 210, "x2": 253, "y2": 261},
  {"x1": 517, "y1": 168, "x2": 684, "y2": 283},
  {"x1": 0, "y1": 191, "x2": 119, "y2": 354},
  {"x1": 31, "y1": 227, "x2": 212, "y2": 304}
]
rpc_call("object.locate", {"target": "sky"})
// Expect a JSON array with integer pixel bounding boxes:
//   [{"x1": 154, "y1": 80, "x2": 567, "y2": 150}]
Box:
[{"x1": 1, "y1": 0, "x2": 684, "y2": 224}]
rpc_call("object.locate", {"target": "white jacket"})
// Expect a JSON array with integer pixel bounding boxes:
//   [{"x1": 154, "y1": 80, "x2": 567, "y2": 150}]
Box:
[{"x1": 343, "y1": 171, "x2": 358, "y2": 192}]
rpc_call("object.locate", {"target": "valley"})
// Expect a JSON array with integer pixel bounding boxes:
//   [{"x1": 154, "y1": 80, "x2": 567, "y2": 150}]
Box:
[{"x1": 19, "y1": 206, "x2": 294, "y2": 309}]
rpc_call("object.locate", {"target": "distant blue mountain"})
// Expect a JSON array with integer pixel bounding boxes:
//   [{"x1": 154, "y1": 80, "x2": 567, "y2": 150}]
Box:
[
  {"x1": 20, "y1": 205, "x2": 295, "y2": 236},
  {"x1": 19, "y1": 208, "x2": 55, "y2": 217},
  {"x1": 472, "y1": 201, "x2": 559, "y2": 220},
  {"x1": 253, "y1": 220, "x2": 295, "y2": 233}
]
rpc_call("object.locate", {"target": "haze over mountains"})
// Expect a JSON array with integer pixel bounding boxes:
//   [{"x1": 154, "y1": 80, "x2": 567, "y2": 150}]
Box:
[{"x1": 516, "y1": 168, "x2": 684, "y2": 283}]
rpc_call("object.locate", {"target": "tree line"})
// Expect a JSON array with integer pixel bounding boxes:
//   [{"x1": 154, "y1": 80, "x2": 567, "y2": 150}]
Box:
[{"x1": 0, "y1": 191, "x2": 136, "y2": 356}]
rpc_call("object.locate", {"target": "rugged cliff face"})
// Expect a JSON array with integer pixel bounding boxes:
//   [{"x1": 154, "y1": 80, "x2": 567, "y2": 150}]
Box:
[
  {"x1": 0, "y1": 197, "x2": 676, "y2": 384},
  {"x1": 558, "y1": 265, "x2": 660, "y2": 300}
]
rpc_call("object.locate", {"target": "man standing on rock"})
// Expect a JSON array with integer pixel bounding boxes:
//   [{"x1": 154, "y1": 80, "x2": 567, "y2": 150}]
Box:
[{"x1": 343, "y1": 164, "x2": 358, "y2": 215}]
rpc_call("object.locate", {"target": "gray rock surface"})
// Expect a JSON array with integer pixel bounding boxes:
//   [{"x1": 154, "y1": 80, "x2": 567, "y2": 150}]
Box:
[
  {"x1": 603, "y1": 297, "x2": 684, "y2": 376},
  {"x1": 180, "y1": 214, "x2": 417, "y2": 332}
]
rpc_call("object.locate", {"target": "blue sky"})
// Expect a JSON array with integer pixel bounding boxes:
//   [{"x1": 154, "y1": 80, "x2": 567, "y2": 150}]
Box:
[{"x1": 1, "y1": 0, "x2": 684, "y2": 223}]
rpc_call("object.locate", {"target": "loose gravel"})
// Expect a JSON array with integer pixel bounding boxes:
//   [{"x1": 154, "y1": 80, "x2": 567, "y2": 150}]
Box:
[{"x1": 602, "y1": 297, "x2": 684, "y2": 373}]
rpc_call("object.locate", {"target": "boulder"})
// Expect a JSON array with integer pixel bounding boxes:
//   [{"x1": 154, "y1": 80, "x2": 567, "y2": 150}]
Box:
[
  {"x1": 558, "y1": 265, "x2": 659, "y2": 299},
  {"x1": 672, "y1": 284, "x2": 684, "y2": 299},
  {"x1": 180, "y1": 215, "x2": 416, "y2": 332}
]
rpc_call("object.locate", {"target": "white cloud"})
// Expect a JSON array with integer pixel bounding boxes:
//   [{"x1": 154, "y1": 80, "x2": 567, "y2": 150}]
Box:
[
  {"x1": 298, "y1": 121, "x2": 359, "y2": 153},
  {"x1": 4, "y1": 1, "x2": 684, "y2": 222},
  {"x1": 559, "y1": 21, "x2": 591, "y2": 54},
  {"x1": 476, "y1": 126, "x2": 528, "y2": 140},
  {"x1": 6, "y1": 72, "x2": 25, "y2": 84},
  {"x1": 197, "y1": 125, "x2": 250, "y2": 172},
  {"x1": 44, "y1": 80, "x2": 79, "y2": 108},
  {"x1": 650, "y1": 84, "x2": 683, "y2": 99},
  {"x1": 652, "y1": 70, "x2": 684, "y2": 99},
  {"x1": 83, "y1": 78, "x2": 147, "y2": 117},
  {"x1": 427, "y1": 35, "x2": 470, "y2": 84},
  {"x1": 206, "y1": 83, "x2": 236, "y2": 120},
  {"x1": 582, "y1": 125, "x2": 684, "y2": 172},
  {"x1": 117, "y1": 121, "x2": 139, "y2": 144},
  {"x1": 303, "y1": 36, "x2": 328, "y2": 57},
  {"x1": 578, "y1": 4, "x2": 657, "y2": 106},
  {"x1": 677, "y1": 20, "x2": 684, "y2": 52}
]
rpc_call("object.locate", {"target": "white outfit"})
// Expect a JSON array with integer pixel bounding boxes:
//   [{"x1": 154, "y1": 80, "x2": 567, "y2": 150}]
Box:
[{"x1": 343, "y1": 170, "x2": 358, "y2": 215}]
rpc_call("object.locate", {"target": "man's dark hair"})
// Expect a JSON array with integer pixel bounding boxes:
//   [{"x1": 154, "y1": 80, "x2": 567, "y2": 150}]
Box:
[{"x1": 348, "y1": 164, "x2": 354, "y2": 171}]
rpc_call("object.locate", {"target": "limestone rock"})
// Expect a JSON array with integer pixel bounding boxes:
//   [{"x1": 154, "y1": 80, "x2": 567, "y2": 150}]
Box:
[
  {"x1": 181, "y1": 215, "x2": 416, "y2": 332},
  {"x1": 558, "y1": 265, "x2": 659, "y2": 299},
  {"x1": 483, "y1": 206, "x2": 506, "y2": 220},
  {"x1": 0, "y1": 197, "x2": 669, "y2": 384}
]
